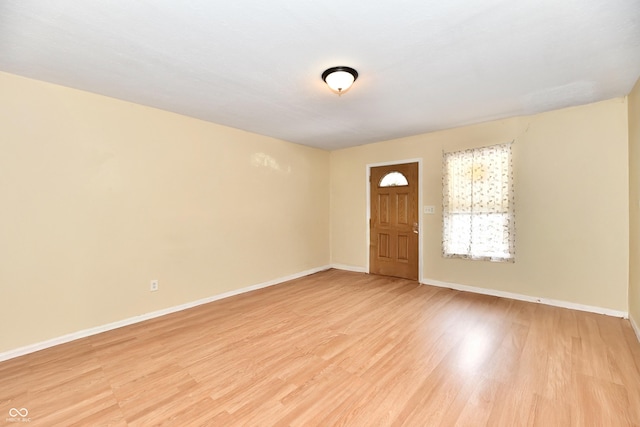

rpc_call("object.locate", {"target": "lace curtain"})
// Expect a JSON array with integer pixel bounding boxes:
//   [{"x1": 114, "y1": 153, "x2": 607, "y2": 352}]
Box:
[{"x1": 442, "y1": 142, "x2": 515, "y2": 262}]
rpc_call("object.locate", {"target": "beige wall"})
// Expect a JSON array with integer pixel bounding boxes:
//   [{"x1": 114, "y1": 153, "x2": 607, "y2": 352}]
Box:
[
  {"x1": 0, "y1": 72, "x2": 330, "y2": 353},
  {"x1": 331, "y1": 99, "x2": 629, "y2": 312},
  {"x1": 629, "y1": 77, "x2": 640, "y2": 328},
  {"x1": 1, "y1": 69, "x2": 634, "y2": 355}
]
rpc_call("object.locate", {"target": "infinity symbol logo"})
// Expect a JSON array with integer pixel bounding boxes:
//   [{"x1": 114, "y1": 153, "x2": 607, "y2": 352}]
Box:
[{"x1": 9, "y1": 408, "x2": 28, "y2": 417}]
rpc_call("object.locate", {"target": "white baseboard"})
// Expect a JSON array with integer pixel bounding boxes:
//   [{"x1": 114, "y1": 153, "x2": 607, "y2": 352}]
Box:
[
  {"x1": 631, "y1": 315, "x2": 640, "y2": 343},
  {"x1": 421, "y1": 277, "x2": 628, "y2": 319},
  {"x1": 330, "y1": 263, "x2": 367, "y2": 273},
  {"x1": 0, "y1": 265, "x2": 331, "y2": 363}
]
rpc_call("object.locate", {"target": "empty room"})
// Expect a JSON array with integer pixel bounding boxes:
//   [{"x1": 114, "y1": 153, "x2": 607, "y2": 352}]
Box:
[{"x1": 1, "y1": 1, "x2": 640, "y2": 425}]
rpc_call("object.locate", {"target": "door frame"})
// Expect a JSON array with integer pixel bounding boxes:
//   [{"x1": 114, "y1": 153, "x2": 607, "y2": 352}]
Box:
[{"x1": 366, "y1": 158, "x2": 423, "y2": 281}]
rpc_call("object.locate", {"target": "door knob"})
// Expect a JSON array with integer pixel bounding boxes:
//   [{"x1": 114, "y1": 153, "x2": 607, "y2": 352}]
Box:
[{"x1": 412, "y1": 222, "x2": 419, "y2": 234}]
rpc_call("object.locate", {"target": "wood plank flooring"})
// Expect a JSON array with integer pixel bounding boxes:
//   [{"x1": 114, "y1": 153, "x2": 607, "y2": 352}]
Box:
[{"x1": 1, "y1": 269, "x2": 640, "y2": 426}]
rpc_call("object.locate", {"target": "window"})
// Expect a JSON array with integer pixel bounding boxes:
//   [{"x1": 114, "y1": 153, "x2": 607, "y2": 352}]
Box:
[
  {"x1": 379, "y1": 171, "x2": 408, "y2": 187},
  {"x1": 442, "y1": 142, "x2": 514, "y2": 262}
]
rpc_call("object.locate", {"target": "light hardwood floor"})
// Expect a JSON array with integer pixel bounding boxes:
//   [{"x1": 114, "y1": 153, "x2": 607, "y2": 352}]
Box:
[{"x1": 2, "y1": 269, "x2": 640, "y2": 426}]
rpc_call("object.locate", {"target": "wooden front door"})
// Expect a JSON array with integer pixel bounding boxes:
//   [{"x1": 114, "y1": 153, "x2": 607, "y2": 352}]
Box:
[{"x1": 369, "y1": 162, "x2": 419, "y2": 280}]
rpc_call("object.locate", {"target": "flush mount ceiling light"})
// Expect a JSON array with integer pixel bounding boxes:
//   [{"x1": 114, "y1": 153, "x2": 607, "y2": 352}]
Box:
[{"x1": 322, "y1": 66, "x2": 358, "y2": 95}]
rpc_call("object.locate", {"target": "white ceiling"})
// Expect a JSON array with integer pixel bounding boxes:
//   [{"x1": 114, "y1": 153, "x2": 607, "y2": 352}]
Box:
[{"x1": 1, "y1": 1, "x2": 639, "y2": 150}]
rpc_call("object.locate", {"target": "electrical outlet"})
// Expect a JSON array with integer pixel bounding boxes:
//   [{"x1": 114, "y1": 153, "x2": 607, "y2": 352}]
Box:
[{"x1": 150, "y1": 280, "x2": 159, "y2": 292}]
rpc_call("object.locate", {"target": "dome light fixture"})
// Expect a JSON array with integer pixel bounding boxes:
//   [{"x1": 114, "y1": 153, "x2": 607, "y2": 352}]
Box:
[{"x1": 322, "y1": 66, "x2": 358, "y2": 95}]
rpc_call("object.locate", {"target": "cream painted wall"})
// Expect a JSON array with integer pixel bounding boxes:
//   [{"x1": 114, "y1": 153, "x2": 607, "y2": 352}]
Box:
[
  {"x1": 629, "y1": 77, "x2": 640, "y2": 327},
  {"x1": 0, "y1": 69, "x2": 633, "y2": 355},
  {"x1": 0, "y1": 72, "x2": 330, "y2": 353},
  {"x1": 331, "y1": 99, "x2": 629, "y2": 312}
]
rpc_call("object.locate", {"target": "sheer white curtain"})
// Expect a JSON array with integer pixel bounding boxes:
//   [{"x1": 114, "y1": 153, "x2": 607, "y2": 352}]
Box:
[{"x1": 442, "y1": 142, "x2": 515, "y2": 262}]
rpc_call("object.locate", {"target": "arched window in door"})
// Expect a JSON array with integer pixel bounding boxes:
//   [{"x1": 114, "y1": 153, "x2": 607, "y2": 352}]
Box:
[{"x1": 379, "y1": 171, "x2": 409, "y2": 187}]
